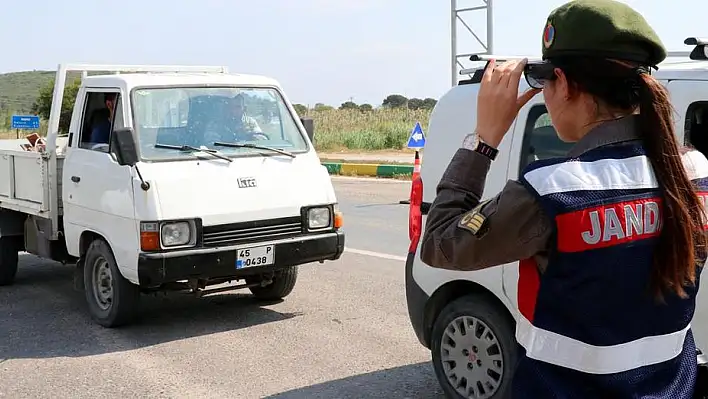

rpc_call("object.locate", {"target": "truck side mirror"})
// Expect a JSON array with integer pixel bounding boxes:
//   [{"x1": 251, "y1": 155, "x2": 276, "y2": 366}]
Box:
[
  {"x1": 113, "y1": 128, "x2": 139, "y2": 166},
  {"x1": 300, "y1": 118, "x2": 315, "y2": 142}
]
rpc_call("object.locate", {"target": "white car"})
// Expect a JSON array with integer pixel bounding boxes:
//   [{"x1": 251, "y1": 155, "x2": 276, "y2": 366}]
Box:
[{"x1": 406, "y1": 39, "x2": 708, "y2": 398}]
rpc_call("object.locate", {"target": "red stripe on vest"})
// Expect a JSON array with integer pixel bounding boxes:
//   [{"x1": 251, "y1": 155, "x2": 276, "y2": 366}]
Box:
[
  {"x1": 518, "y1": 258, "x2": 540, "y2": 322},
  {"x1": 555, "y1": 197, "x2": 664, "y2": 253}
]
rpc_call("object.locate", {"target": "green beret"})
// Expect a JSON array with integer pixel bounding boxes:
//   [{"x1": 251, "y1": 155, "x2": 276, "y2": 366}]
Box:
[{"x1": 541, "y1": 0, "x2": 667, "y2": 66}]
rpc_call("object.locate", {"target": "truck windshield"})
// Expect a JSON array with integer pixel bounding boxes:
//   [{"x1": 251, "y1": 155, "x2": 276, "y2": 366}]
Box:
[{"x1": 131, "y1": 87, "x2": 308, "y2": 161}]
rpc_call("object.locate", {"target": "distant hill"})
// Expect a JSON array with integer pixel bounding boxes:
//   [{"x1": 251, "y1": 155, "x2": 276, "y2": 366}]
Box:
[{"x1": 0, "y1": 70, "x2": 56, "y2": 113}]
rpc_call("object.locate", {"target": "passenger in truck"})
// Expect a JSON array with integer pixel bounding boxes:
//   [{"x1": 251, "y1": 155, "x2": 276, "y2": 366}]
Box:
[{"x1": 89, "y1": 93, "x2": 116, "y2": 144}]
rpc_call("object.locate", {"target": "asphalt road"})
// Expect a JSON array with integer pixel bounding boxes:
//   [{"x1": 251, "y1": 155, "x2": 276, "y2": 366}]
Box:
[{"x1": 0, "y1": 176, "x2": 445, "y2": 399}]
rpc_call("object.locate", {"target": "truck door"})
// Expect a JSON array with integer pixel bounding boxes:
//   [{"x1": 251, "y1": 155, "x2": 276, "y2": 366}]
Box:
[
  {"x1": 62, "y1": 88, "x2": 137, "y2": 271},
  {"x1": 665, "y1": 79, "x2": 708, "y2": 352},
  {"x1": 501, "y1": 98, "x2": 574, "y2": 308}
]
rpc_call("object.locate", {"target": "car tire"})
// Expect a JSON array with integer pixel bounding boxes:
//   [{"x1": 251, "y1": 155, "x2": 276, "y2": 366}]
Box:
[
  {"x1": 83, "y1": 239, "x2": 140, "y2": 328},
  {"x1": 248, "y1": 266, "x2": 298, "y2": 300},
  {"x1": 0, "y1": 236, "x2": 20, "y2": 286},
  {"x1": 430, "y1": 294, "x2": 517, "y2": 399}
]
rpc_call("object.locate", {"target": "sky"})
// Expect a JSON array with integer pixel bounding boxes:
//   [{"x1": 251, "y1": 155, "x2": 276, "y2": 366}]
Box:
[{"x1": 0, "y1": 0, "x2": 706, "y2": 107}]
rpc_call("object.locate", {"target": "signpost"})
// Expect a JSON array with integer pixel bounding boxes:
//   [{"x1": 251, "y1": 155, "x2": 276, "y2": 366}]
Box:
[
  {"x1": 400, "y1": 122, "x2": 426, "y2": 205},
  {"x1": 11, "y1": 115, "x2": 40, "y2": 139},
  {"x1": 406, "y1": 122, "x2": 426, "y2": 149}
]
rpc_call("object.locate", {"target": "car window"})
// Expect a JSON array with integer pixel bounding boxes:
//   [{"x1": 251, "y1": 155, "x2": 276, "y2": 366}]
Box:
[{"x1": 518, "y1": 105, "x2": 574, "y2": 174}]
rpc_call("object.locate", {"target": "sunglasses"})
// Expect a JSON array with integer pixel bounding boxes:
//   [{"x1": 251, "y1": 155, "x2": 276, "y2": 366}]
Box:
[{"x1": 523, "y1": 60, "x2": 557, "y2": 89}]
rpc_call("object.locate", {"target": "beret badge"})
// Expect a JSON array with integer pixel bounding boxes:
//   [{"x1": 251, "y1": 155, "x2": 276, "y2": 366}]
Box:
[{"x1": 543, "y1": 22, "x2": 555, "y2": 49}]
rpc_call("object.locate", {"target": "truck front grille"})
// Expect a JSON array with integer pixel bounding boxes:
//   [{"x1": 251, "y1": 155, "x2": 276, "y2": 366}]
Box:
[{"x1": 202, "y1": 216, "x2": 303, "y2": 247}]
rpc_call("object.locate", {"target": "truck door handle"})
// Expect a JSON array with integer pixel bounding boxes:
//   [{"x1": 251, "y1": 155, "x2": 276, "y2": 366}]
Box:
[{"x1": 71, "y1": 176, "x2": 81, "y2": 183}]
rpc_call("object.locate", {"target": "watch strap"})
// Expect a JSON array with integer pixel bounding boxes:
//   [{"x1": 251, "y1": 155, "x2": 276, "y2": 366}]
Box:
[{"x1": 474, "y1": 139, "x2": 499, "y2": 160}]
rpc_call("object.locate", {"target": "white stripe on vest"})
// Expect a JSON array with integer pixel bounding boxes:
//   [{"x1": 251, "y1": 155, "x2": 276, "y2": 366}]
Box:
[
  {"x1": 517, "y1": 149, "x2": 708, "y2": 374},
  {"x1": 524, "y1": 150, "x2": 708, "y2": 197},
  {"x1": 516, "y1": 315, "x2": 690, "y2": 375}
]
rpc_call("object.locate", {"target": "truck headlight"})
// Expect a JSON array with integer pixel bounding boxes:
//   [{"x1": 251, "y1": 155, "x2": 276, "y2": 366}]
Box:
[
  {"x1": 307, "y1": 207, "x2": 331, "y2": 229},
  {"x1": 161, "y1": 221, "x2": 193, "y2": 247}
]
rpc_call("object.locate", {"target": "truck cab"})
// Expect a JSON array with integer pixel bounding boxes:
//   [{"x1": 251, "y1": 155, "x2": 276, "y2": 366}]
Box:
[
  {"x1": 0, "y1": 64, "x2": 345, "y2": 328},
  {"x1": 406, "y1": 40, "x2": 708, "y2": 398}
]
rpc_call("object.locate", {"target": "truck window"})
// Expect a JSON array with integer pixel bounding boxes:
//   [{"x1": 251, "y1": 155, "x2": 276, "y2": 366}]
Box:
[
  {"x1": 685, "y1": 101, "x2": 708, "y2": 158},
  {"x1": 78, "y1": 90, "x2": 121, "y2": 153},
  {"x1": 518, "y1": 104, "x2": 573, "y2": 174},
  {"x1": 131, "y1": 87, "x2": 309, "y2": 161}
]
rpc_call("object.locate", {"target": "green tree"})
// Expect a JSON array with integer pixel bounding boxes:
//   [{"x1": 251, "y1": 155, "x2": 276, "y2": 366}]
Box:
[
  {"x1": 293, "y1": 103, "x2": 308, "y2": 116},
  {"x1": 339, "y1": 101, "x2": 358, "y2": 110},
  {"x1": 314, "y1": 103, "x2": 334, "y2": 111},
  {"x1": 359, "y1": 103, "x2": 373, "y2": 112},
  {"x1": 408, "y1": 98, "x2": 424, "y2": 110},
  {"x1": 382, "y1": 94, "x2": 408, "y2": 109},
  {"x1": 32, "y1": 78, "x2": 81, "y2": 134},
  {"x1": 422, "y1": 98, "x2": 438, "y2": 110}
]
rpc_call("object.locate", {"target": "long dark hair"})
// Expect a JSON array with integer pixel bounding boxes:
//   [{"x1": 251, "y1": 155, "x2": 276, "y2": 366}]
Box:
[{"x1": 550, "y1": 56, "x2": 707, "y2": 301}]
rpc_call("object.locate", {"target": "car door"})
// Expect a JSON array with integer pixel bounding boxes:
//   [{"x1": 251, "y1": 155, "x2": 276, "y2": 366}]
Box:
[
  {"x1": 62, "y1": 88, "x2": 138, "y2": 273},
  {"x1": 666, "y1": 79, "x2": 708, "y2": 351},
  {"x1": 502, "y1": 97, "x2": 574, "y2": 310}
]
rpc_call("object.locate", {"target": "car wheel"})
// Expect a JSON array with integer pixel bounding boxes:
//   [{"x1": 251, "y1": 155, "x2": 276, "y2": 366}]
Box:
[
  {"x1": 431, "y1": 294, "x2": 517, "y2": 399},
  {"x1": 248, "y1": 266, "x2": 298, "y2": 300},
  {"x1": 83, "y1": 239, "x2": 140, "y2": 327},
  {"x1": 0, "y1": 236, "x2": 20, "y2": 286}
]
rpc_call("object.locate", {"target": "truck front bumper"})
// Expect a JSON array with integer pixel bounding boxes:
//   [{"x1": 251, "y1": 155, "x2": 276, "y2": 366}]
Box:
[{"x1": 137, "y1": 231, "x2": 345, "y2": 287}]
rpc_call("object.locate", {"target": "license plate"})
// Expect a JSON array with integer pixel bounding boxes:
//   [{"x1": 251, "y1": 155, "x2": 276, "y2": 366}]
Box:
[{"x1": 235, "y1": 245, "x2": 275, "y2": 269}]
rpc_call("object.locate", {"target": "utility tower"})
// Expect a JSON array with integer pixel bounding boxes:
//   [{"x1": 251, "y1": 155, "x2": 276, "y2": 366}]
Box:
[{"x1": 451, "y1": 0, "x2": 493, "y2": 86}]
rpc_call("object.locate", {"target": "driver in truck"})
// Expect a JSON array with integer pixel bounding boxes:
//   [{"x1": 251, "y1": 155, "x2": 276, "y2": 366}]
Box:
[
  {"x1": 89, "y1": 92, "x2": 116, "y2": 144},
  {"x1": 420, "y1": 0, "x2": 708, "y2": 397},
  {"x1": 226, "y1": 94, "x2": 266, "y2": 141}
]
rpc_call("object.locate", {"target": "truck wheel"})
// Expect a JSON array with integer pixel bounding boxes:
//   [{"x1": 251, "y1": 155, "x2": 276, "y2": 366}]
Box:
[
  {"x1": 0, "y1": 236, "x2": 19, "y2": 286},
  {"x1": 248, "y1": 266, "x2": 298, "y2": 300},
  {"x1": 83, "y1": 239, "x2": 140, "y2": 327},
  {"x1": 430, "y1": 294, "x2": 517, "y2": 399}
]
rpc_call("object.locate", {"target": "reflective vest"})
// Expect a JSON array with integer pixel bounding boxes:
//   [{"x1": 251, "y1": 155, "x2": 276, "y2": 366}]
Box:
[{"x1": 514, "y1": 143, "x2": 708, "y2": 398}]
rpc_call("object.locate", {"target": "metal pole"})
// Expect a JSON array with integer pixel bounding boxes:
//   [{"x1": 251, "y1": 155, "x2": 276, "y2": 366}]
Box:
[
  {"x1": 451, "y1": 0, "x2": 458, "y2": 87},
  {"x1": 487, "y1": 0, "x2": 494, "y2": 54}
]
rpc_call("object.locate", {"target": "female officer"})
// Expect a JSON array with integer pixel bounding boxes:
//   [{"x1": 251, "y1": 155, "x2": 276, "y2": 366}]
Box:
[{"x1": 420, "y1": 0, "x2": 708, "y2": 397}]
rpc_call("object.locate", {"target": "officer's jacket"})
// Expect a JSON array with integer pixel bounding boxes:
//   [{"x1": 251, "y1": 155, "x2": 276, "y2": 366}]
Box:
[{"x1": 420, "y1": 115, "x2": 708, "y2": 397}]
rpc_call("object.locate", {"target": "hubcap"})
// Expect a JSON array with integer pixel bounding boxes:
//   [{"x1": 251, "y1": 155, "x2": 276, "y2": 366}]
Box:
[
  {"x1": 440, "y1": 315, "x2": 504, "y2": 398},
  {"x1": 92, "y1": 257, "x2": 113, "y2": 311}
]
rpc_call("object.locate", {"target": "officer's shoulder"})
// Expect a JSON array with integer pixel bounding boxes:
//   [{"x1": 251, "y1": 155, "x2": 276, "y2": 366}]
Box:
[{"x1": 519, "y1": 156, "x2": 570, "y2": 180}]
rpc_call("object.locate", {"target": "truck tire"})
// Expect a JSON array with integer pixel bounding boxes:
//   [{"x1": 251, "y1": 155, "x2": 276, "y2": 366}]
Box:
[
  {"x1": 83, "y1": 239, "x2": 140, "y2": 328},
  {"x1": 0, "y1": 236, "x2": 19, "y2": 286},
  {"x1": 248, "y1": 266, "x2": 298, "y2": 300},
  {"x1": 430, "y1": 294, "x2": 517, "y2": 399}
]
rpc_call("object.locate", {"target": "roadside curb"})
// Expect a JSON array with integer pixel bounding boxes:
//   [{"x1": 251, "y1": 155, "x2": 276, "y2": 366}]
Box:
[{"x1": 322, "y1": 162, "x2": 413, "y2": 178}]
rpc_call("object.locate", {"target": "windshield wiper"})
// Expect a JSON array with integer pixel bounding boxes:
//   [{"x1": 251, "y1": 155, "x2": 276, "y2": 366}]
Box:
[
  {"x1": 213, "y1": 142, "x2": 295, "y2": 158},
  {"x1": 155, "y1": 143, "x2": 233, "y2": 162}
]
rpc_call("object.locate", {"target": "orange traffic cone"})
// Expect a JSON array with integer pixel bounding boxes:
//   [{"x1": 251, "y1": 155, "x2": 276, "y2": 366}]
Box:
[
  {"x1": 400, "y1": 151, "x2": 422, "y2": 205},
  {"x1": 412, "y1": 151, "x2": 421, "y2": 181}
]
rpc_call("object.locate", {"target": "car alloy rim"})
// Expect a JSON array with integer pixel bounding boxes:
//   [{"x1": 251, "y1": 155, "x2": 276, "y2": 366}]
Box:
[{"x1": 440, "y1": 315, "x2": 504, "y2": 398}]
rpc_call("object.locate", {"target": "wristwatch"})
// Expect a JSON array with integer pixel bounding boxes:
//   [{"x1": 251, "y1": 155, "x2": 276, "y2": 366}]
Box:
[{"x1": 473, "y1": 136, "x2": 499, "y2": 160}]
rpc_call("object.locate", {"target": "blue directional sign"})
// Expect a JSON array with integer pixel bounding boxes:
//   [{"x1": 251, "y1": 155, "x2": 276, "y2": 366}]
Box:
[
  {"x1": 11, "y1": 115, "x2": 40, "y2": 130},
  {"x1": 406, "y1": 121, "x2": 426, "y2": 149}
]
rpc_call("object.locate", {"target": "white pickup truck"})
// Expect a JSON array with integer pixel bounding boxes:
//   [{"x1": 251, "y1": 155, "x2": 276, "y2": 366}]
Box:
[{"x1": 0, "y1": 64, "x2": 345, "y2": 327}]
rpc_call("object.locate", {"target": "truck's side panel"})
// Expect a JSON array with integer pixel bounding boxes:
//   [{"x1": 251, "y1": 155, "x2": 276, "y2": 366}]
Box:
[
  {"x1": 0, "y1": 149, "x2": 50, "y2": 216},
  {"x1": 14, "y1": 155, "x2": 45, "y2": 204}
]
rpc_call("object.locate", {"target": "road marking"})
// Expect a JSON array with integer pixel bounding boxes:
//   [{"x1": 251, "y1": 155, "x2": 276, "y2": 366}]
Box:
[
  {"x1": 330, "y1": 175, "x2": 410, "y2": 184},
  {"x1": 344, "y1": 247, "x2": 408, "y2": 262}
]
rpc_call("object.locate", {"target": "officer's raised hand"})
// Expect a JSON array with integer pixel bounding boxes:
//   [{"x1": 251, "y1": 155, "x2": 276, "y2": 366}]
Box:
[{"x1": 475, "y1": 59, "x2": 541, "y2": 148}]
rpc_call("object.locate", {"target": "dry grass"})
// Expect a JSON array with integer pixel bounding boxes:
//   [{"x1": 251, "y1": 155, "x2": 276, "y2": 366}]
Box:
[
  {"x1": 304, "y1": 108, "x2": 430, "y2": 151},
  {"x1": 0, "y1": 107, "x2": 431, "y2": 151}
]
